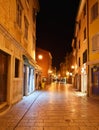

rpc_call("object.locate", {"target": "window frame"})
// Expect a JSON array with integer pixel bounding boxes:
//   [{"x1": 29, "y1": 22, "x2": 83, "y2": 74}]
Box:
[
  {"x1": 92, "y1": 34, "x2": 99, "y2": 52},
  {"x1": 15, "y1": 58, "x2": 20, "y2": 78},
  {"x1": 91, "y1": 2, "x2": 98, "y2": 22},
  {"x1": 16, "y1": 0, "x2": 23, "y2": 28},
  {"x1": 83, "y1": 50, "x2": 87, "y2": 64}
]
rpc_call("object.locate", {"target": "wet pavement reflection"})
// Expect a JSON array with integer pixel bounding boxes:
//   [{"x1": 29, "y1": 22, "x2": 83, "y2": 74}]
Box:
[{"x1": 0, "y1": 83, "x2": 99, "y2": 130}]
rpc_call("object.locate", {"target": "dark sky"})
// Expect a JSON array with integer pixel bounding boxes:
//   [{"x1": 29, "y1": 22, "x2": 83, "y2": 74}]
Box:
[{"x1": 36, "y1": 0, "x2": 80, "y2": 70}]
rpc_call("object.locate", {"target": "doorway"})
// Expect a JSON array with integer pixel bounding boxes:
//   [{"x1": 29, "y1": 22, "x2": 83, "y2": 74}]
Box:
[
  {"x1": 0, "y1": 51, "x2": 8, "y2": 103},
  {"x1": 92, "y1": 71, "x2": 99, "y2": 95}
]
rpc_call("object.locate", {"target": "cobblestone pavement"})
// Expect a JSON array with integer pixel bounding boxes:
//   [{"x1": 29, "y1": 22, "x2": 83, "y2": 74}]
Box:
[{"x1": 0, "y1": 83, "x2": 99, "y2": 130}]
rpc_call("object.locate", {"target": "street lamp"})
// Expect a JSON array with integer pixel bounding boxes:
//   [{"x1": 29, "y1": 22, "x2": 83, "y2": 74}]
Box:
[
  {"x1": 66, "y1": 71, "x2": 69, "y2": 76},
  {"x1": 38, "y1": 54, "x2": 43, "y2": 60},
  {"x1": 48, "y1": 70, "x2": 52, "y2": 74},
  {"x1": 71, "y1": 65, "x2": 75, "y2": 69}
]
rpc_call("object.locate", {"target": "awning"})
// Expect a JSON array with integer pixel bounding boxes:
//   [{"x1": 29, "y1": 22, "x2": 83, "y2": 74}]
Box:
[{"x1": 23, "y1": 55, "x2": 42, "y2": 72}]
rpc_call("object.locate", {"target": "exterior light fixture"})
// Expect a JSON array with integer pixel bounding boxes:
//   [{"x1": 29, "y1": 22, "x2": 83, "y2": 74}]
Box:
[
  {"x1": 70, "y1": 73, "x2": 72, "y2": 76},
  {"x1": 71, "y1": 65, "x2": 75, "y2": 69},
  {"x1": 38, "y1": 54, "x2": 43, "y2": 60},
  {"x1": 48, "y1": 70, "x2": 52, "y2": 74},
  {"x1": 66, "y1": 72, "x2": 69, "y2": 76}
]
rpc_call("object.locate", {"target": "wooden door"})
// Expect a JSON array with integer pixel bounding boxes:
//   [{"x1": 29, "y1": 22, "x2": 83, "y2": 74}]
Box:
[{"x1": 0, "y1": 51, "x2": 8, "y2": 103}]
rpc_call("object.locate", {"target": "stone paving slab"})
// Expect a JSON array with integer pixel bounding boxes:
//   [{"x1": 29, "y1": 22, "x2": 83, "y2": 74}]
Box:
[
  {"x1": 0, "y1": 90, "x2": 42, "y2": 130},
  {"x1": 0, "y1": 84, "x2": 99, "y2": 130}
]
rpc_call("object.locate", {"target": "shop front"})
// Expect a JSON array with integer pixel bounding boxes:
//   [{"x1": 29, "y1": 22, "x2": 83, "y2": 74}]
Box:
[
  {"x1": 92, "y1": 65, "x2": 99, "y2": 95},
  {"x1": 81, "y1": 64, "x2": 87, "y2": 93},
  {"x1": 23, "y1": 55, "x2": 35, "y2": 96}
]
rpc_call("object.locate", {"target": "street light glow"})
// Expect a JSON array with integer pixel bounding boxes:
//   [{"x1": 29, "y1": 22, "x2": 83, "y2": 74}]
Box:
[
  {"x1": 71, "y1": 65, "x2": 75, "y2": 69},
  {"x1": 38, "y1": 54, "x2": 43, "y2": 60},
  {"x1": 48, "y1": 70, "x2": 52, "y2": 74},
  {"x1": 66, "y1": 72, "x2": 69, "y2": 76}
]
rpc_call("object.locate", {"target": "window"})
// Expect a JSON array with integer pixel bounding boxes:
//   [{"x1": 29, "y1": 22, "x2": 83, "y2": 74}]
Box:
[
  {"x1": 92, "y1": 67, "x2": 99, "y2": 87},
  {"x1": 83, "y1": 50, "x2": 87, "y2": 64},
  {"x1": 15, "y1": 58, "x2": 19, "y2": 77},
  {"x1": 24, "y1": 16, "x2": 29, "y2": 40},
  {"x1": 92, "y1": 34, "x2": 99, "y2": 51},
  {"x1": 91, "y1": 2, "x2": 98, "y2": 22},
  {"x1": 16, "y1": 0, "x2": 23, "y2": 28},
  {"x1": 84, "y1": 28, "x2": 86, "y2": 40}
]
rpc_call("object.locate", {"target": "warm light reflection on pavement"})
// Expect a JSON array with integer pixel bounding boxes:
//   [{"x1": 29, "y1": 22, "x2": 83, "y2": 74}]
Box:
[{"x1": 0, "y1": 83, "x2": 99, "y2": 129}]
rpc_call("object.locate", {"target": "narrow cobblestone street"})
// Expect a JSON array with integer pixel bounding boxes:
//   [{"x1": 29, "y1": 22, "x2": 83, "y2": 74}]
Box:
[{"x1": 0, "y1": 83, "x2": 99, "y2": 130}]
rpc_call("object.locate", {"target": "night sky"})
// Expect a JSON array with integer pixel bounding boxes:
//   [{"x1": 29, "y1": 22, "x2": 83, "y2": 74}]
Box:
[{"x1": 36, "y1": 0, "x2": 80, "y2": 70}]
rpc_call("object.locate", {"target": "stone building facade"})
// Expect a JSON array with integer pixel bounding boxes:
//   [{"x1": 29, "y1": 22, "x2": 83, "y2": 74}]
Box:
[
  {"x1": 36, "y1": 48, "x2": 52, "y2": 85},
  {"x1": 0, "y1": 0, "x2": 39, "y2": 108},
  {"x1": 73, "y1": 0, "x2": 99, "y2": 96}
]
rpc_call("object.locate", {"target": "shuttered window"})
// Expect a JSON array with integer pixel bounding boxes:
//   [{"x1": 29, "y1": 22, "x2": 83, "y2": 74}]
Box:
[
  {"x1": 92, "y1": 34, "x2": 99, "y2": 51},
  {"x1": 91, "y1": 2, "x2": 98, "y2": 22}
]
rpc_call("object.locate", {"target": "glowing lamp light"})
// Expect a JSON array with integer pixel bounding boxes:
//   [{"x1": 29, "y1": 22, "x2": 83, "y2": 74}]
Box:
[
  {"x1": 71, "y1": 65, "x2": 75, "y2": 69},
  {"x1": 66, "y1": 72, "x2": 69, "y2": 76},
  {"x1": 38, "y1": 54, "x2": 43, "y2": 60},
  {"x1": 48, "y1": 70, "x2": 52, "y2": 74},
  {"x1": 70, "y1": 73, "x2": 72, "y2": 76}
]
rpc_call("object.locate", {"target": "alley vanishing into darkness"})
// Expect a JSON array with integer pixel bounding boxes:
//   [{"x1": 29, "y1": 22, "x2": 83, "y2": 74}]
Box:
[{"x1": 0, "y1": 83, "x2": 99, "y2": 130}]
